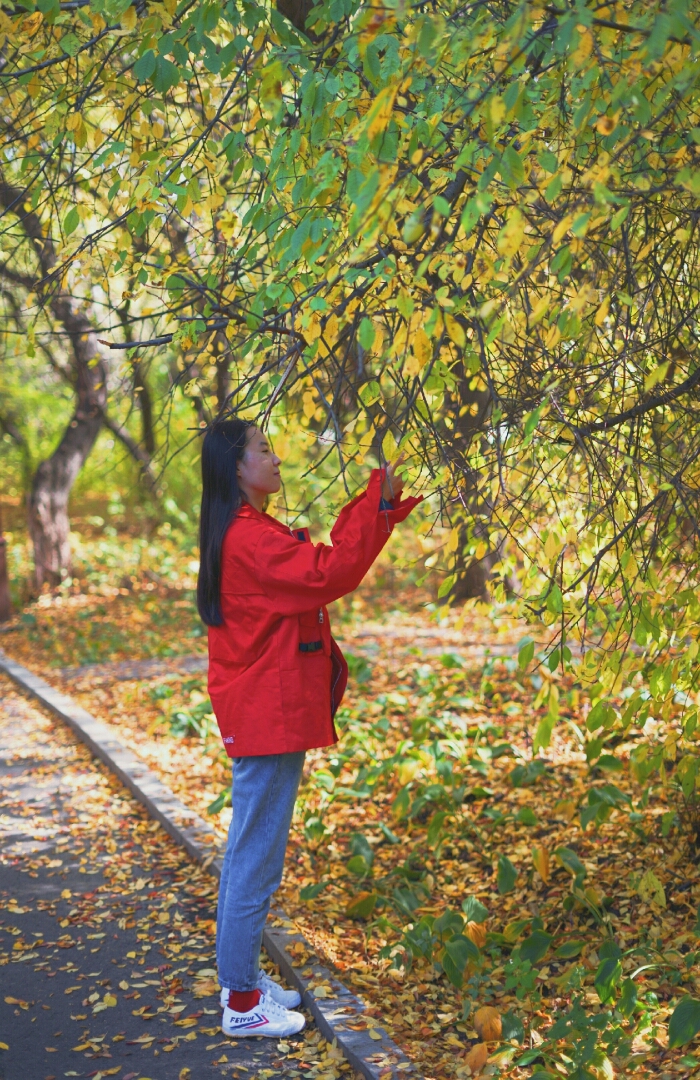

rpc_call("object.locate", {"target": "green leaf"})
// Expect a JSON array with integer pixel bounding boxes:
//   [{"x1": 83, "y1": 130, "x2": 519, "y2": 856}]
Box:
[
  {"x1": 500, "y1": 145, "x2": 524, "y2": 188},
  {"x1": 378, "y1": 822, "x2": 400, "y2": 845},
  {"x1": 346, "y1": 891, "x2": 378, "y2": 919},
  {"x1": 533, "y1": 713, "x2": 556, "y2": 753},
  {"x1": 133, "y1": 49, "x2": 156, "y2": 82},
  {"x1": 594, "y1": 957, "x2": 622, "y2": 1003},
  {"x1": 517, "y1": 637, "x2": 534, "y2": 670},
  {"x1": 152, "y1": 55, "x2": 180, "y2": 93},
  {"x1": 519, "y1": 930, "x2": 552, "y2": 964},
  {"x1": 300, "y1": 881, "x2": 328, "y2": 900},
  {"x1": 427, "y1": 811, "x2": 447, "y2": 847},
  {"x1": 434, "y1": 909, "x2": 464, "y2": 940},
  {"x1": 347, "y1": 854, "x2": 371, "y2": 876},
  {"x1": 64, "y1": 207, "x2": 80, "y2": 235},
  {"x1": 610, "y1": 204, "x2": 629, "y2": 230},
  {"x1": 554, "y1": 940, "x2": 585, "y2": 959},
  {"x1": 462, "y1": 896, "x2": 489, "y2": 923},
  {"x1": 554, "y1": 846, "x2": 587, "y2": 881},
  {"x1": 206, "y1": 789, "x2": 231, "y2": 815},
  {"x1": 60, "y1": 32, "x2": 81, "y2": 56},
  {"x1": 442, "y1": 934, "x2": 479, "y2": 989},
  {"x1": 668, "y1": 996, "x2": 700, "y2": 1048},
  {"x1": 500, "y1": 1010, "x2": 525, "y2": 1042},
  {"x1": 619, "y1": 977, "x2": 638, "y2": 1018},
  {"x1": 358, "y1": 317, "x2": 375, "y2": 350},
  {"x1": 509, "y1": 761, "x2": 546, "y2": 787},
  {"x1": 516, "y1": 806, "x2": 538, "y2": 826},
  {"x1": 437, "y1": 574, "x2": 456, "y2": 599},
  {"x1": 349, "y1": 833, "x2": 374, "y2": 868},
  {"x1": 392, "y1": 787, "x2": 411, "y2": 820},
  {"x1": 497, "y1": 854, "x2": 518, "y2": 894}
]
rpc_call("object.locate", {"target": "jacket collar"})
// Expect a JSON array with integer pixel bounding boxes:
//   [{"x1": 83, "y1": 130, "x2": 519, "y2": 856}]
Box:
[{"x1": 237, "y1": 502, "x2": 295, "y2": 536}]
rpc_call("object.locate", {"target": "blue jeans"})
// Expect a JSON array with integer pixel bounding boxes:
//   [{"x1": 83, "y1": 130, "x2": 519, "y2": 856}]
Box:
[{"x1": 216, "y1": 751, "x2": 305, "y2": 992}]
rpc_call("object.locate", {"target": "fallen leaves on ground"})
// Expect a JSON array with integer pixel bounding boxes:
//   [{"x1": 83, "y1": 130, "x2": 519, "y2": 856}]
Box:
[{"x1": 5, "y1": 568, "x2": 700, "y2": 1079}]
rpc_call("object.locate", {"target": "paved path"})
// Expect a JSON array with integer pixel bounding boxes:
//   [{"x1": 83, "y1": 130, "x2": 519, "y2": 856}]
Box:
[{"x1": 0, "y1": 677, "x2": 315, "y2": 1080}]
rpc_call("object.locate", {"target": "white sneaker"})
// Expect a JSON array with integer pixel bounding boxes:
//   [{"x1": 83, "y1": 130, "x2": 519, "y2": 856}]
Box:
[
  {"x1": 221, "y1": 991, "x2": 305, "y2": 1038},
  {"x1": 220, "y1": 970, "x2": 302, "y2": 1010}
]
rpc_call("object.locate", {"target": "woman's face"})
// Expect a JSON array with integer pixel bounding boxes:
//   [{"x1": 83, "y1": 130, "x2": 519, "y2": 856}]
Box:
[{"x1": 237, "y1": 427, "x2": 282, "y2": 503}]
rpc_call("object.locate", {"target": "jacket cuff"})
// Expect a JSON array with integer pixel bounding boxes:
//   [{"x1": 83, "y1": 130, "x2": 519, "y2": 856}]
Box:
[{"x1": 383, "y1": 494, "x2": 423, "y2": 523}]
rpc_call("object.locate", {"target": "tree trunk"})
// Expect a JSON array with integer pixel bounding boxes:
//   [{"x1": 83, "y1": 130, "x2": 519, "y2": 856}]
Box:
[
  {"x1": 0, "y1": 505, "x2": 13, "y2": 622},
  {"x1": 0, "y1": 178, "x2": 108, "y2": 588},
  {"x1": 276, "y1": 0, "x2": 316, "y2": 34},
  {"x1": 29, "y1": 302, "x2": 107, "y2": 586}
]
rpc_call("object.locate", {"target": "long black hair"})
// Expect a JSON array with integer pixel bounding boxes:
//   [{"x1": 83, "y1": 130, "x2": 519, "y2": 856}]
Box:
[{"x1": 197, "y1": 417, "x2": 253, "y2": 626}]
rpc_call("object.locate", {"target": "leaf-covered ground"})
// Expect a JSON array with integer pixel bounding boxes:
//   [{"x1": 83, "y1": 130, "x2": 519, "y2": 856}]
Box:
[{"x1": 3, "y1": 563, "x2": 700, "y2": 1080}]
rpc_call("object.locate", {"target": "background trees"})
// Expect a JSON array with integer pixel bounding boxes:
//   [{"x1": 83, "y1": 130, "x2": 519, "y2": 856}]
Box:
[{"x1": 1, "y1": 0, "x2": 700, "y2": 779}]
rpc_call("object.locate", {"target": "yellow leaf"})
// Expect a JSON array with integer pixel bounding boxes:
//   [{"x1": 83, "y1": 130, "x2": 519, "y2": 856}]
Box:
[
  {"x1": 365, "y1": 85, "x2": 399, "y2": 142},
  {"x1": 532, "y1": 846, "x2": 550, "y2": 884},
  {"x1": 444, "y1": 313, "x2": 466, "y2": 348},
  {"x1": 552, "y1": 214, "x2": 574, "y2": 245},
  {"x1": 592, "y1": 1055, "x2": 614, "y2": 1080},
  {"x1": 529, "y1": 295, "x2": 549, "y2": 325},
  {"x1": 594, "y1": 297, "x2": 610, "y2": 326},
  {"x1": 21, "y1": 11, "x2": 43, "y2": 34},
  {"x1": 497, "y1": 208, "x2": 524, "y2": 258},
  {"x1": 397, "y1": 758, "x2": 420, "y2": 786},
  {"x1": 382, "y1": 428, "x2": 398, "y2": 462},
  {"x1": 304, "y1": 313, "x2": 322, "y2": 342},
  {"x1": 638, "y1": 869, "x2": 666, "y2": 908},
  {"x1": 490, "y1": 96, "x2": 505, "y2": 125},
  {"x1": 474, "y1": 1006, "x2": 501, "y2": 1041},
  {"x1": 554, "y1": 799, "x2": 576, "y2": 822},
  {"x1": 464, "y1": 1042, "x2": 489, "y2": 1074},
  {"x1": 644, "y1": 362, "x2": 669, "y2": 392},
  {"x1": 66, "y1": 113, "x2": 82, "y2": 132},
  {"x1": 544, "y1": 531, "x2": 560, "y2": 562},
  {"x1": 0, "y1": 1042, "x2": 7, "y2": 1051},
  {"x1": 465, "y1": 921, "x2": 487, "y2": 948},
  {"x1": 584, "y1": 886, "x2": 603, "y2": 907},
  {"x1": 572, "y1": 25, "x2": 593, "y2": 65},
  {"x1": 412, "y1": 327, "x2": 432, "y2": 370},
  {"x1": 368, "y1": 1028, "x2": 382, "y2": 1040},
  {"x1": 103, "y1": 993, "x2": 117, "y2": 1007},
  {"x1": 474, "y1": 541, "x2": 487, "y2": 561},
  {"x1": 121, "y1": 4, "x2": 137, "y2": 30}
]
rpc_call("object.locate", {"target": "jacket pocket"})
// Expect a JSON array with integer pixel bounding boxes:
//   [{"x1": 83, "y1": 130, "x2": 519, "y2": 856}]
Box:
[{"x1": 298, "y1": 607, "x2": 328, "y2": 655}]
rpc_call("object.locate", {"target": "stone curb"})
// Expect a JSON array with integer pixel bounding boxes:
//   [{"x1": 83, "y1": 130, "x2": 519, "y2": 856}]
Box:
[{"x1": 0, "y1": 650, "x2": 417, "y2": 1080}]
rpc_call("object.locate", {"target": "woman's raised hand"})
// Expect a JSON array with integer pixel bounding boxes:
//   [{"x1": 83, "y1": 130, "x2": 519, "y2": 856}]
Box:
[{"x1": 382, "y1": 451, "x2": 407, "y2": 503}]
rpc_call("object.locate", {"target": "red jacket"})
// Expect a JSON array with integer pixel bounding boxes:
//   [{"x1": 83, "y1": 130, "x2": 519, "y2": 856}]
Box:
[{"x1": 207, "y1": 469, "x2": 421, "y2": 756}]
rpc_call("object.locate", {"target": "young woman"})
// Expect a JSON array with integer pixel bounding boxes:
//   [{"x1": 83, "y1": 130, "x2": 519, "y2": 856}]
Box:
[{"x1": 197, "y1": 417, "x2": 421, "y2": 1038}]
